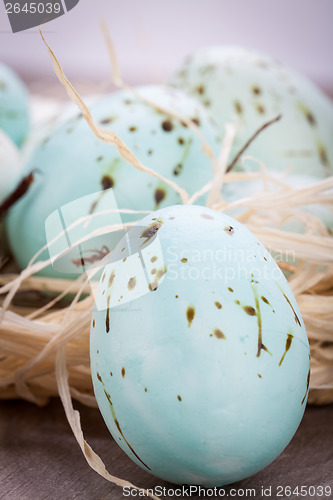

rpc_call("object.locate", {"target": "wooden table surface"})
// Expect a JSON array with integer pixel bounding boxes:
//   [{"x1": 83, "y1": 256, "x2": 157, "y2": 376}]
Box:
[{"x1": 0, "y1": 399, "x2": 332, "y2": 500}]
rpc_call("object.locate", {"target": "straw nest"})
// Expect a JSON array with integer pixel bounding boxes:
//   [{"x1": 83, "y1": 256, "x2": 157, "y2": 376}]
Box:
[{"x1": 0, "y1": 29, "x2": 332, "y2": 498}]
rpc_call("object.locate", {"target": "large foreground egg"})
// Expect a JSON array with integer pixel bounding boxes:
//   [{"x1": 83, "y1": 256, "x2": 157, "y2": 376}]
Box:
[
  {"x1": 6, "y1": 85, "x2": 220, "y2": 277},
  {"x1": 0, "y1": 62, "x2": 30, "y2": 147},
  {"x1": 90, "y1": 204, "x2": 310, "y2": 486},
  {"x1": 171, "y1": 46, "x2": 333, "y2": 179}
]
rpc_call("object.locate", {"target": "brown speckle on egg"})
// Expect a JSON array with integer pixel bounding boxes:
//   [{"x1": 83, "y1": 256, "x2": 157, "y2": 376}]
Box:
[
  {"x1": 162, "y1": 120, "x2": 173, "y2": 132},
  {"x1": 252, "y1": 86, "x2": 261, "y2": 95},
  {"x1": 213, "y1": 328, "x2": 226, "y2": 339},
  {"x1": 128, "y1": 277, "x2": 137, "y2": 290},
  {"x1": 108, "y1": 271, "x2": 115, "y2": 287},
  {"x1": 243, "y1": 305, "x2": 256, "y2": 316},
  {"x1": 317, "y1": 141, "x2": 330, "y2": 169},
  {"x1": 305, "y1": 110, "x2": 316, "y2": 126},
  {"x1": 173, "y1": 163, "x2": 183, "y2": 176},
  {"x1": 121, "y1": 367, "x2": 125, "y2": 378},
  {"x1": 298, "y1": 103, "x2": 316, "y2": 126},
  {"x1": 215, "y1": 301, "x2": 222, "y2": 309},
  {"x1": 234, "y1": 101, "x2": 243, "y2": 114},
  {"x1": 156, "y1": 267, "x2": 166, "y2": 279},
  {"x1": 181, "y1": 257, "x2": 188, "y2": 263},
  {"x1": 279, "y1": 333, "x2": 293, "y2": 366},
  {"x1": 224, "y1": 225, "x2": 234, "y2": 235},
  {"x1": 276, "y1": 282, "x2": 301, "y2": 326},
  {"x1": 102, "y1": 175, "x2": 114, "y2": 189},
  {"x1": 301, "y1": 368, "x2": 310, "y2": 405},
  {"x1": 106, "y1": 296, "x2": 111, "y2": 333},
  {"x1": 256, "y1": 103, "x2": 265, "y2": 114},
  {"x1": 141, "y1": 221, "x2": 163, "y2": 245},
  {"x1": 100, "y1": 117, "x2": 113, "y2": 125},
  {"x1": 154, "y1": 188, "x2": 166, "y2": 206},
  {"x1": 186, "y1": 306, "x2": 195, "y2": 327}
]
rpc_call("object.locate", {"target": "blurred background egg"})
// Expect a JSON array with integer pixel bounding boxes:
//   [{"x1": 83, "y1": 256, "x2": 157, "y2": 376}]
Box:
[
  {"x1": 6, "y1": 85, "x2": 221, "y2": 277},
  {"x1": 90, "y1": 204, "x2": 310, "y2": 486},
  {"x1": 171, "y1": 46, "x2": 333, "y2": 230},
  {"x1": 0, "y1": 62, "x2": 30, "y2": 147},
  {"x1": 171, "y1": 46, "x2": 333, "y2": 179}
]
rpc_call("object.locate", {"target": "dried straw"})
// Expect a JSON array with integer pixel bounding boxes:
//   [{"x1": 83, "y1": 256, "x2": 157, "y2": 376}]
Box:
[{"x1": 0, "y1": 26, "x2": 332, "y2": 497}]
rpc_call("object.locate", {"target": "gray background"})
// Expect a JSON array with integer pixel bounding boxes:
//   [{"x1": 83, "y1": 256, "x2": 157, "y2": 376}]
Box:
[
  {"x1": 1, "y1": 398, "x2": 332, "y2": 500},
  {"x1": 0, "y1": 0, "x2": 332, "y2": 97}
]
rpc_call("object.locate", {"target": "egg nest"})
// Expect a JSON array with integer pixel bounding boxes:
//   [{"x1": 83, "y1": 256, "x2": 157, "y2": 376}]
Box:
[{"x1": 0, "y1": 35, "x2": 332, "y2": 497}]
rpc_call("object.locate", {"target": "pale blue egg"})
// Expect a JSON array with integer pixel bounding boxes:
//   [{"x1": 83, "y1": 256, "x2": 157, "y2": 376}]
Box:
[
  {"x1": 0, "y1": 62, "x2": 30, "y2": 147},
  {"x1": 171, "y1": 46, "x2": 333, "y2": 179},
  {"x1": 171, "y1": 46, "x2": 333, "y2": 232},
  {"x1": 90, "y1": 204, "x2": 310, "y2": 486},
  {"x1": 6, "y1": 85, "x2": 220, "y2": 277}
]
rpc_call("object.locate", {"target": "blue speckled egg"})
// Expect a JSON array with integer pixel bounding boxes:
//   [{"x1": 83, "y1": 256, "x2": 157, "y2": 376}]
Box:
[
  {"x1": 171, "y1": 46, "x2": 333, "y2": 179},
  {"x1": 6, "y1": 85, "x2": 220, "y2": 277},
  {"x1": 0, "y1": 62, "x2": 30, "y2": 147},
  {"x1": 90, "y1": 204, "x2": 310, "y2": 486}
]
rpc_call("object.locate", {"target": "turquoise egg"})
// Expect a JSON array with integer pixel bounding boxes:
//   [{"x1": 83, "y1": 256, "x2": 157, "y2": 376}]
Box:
[
  {"x1": 90, "y1": 204, "x2": 310, "y2": 486},
  {"x1": 6, "y1": 85, "x2": 220, "y2": 277},
  {"x1": 0, "y1": 62, "x2": 30, "y2": 147},
  {"x1": 171, "y1": 46, "x2": 333, "y2": 179}
]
